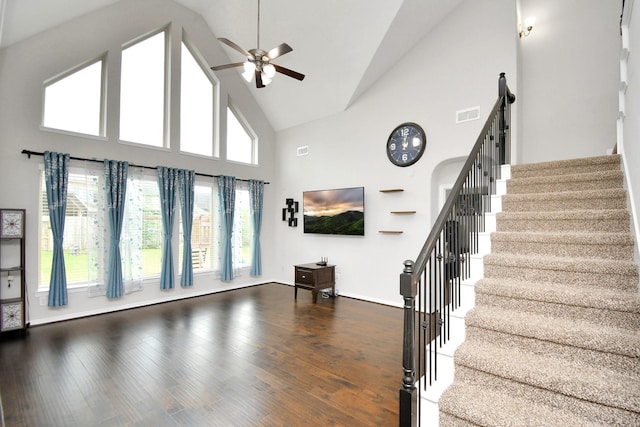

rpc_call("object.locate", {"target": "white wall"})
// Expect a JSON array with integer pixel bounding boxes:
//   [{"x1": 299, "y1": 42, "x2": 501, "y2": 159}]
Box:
[
  {"x1": 0, "y1": 0, "x2": 631, "y2": 323},
  {"x1": 518, "y1": 0, "x2": 621, "y2": 163},
  {"x1": 0, "y1": 0, "x2": 277, "y2": 325},
  {"x1": 273, "y1": 0, "x2": 518, "y2": 306},
  {"x1": 620, "y1": 0, "x2": 640, "y2": 262}
]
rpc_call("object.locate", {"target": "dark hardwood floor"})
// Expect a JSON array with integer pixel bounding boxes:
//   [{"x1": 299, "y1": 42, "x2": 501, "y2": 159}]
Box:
[{"x1": 0, "y1": 283, "x2": 403, "y2": 426}]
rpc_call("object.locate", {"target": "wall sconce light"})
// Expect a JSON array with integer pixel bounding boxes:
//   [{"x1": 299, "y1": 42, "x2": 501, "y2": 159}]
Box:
[{"x1": 519, "y1": 16, "x2": 536, "y2": 38}]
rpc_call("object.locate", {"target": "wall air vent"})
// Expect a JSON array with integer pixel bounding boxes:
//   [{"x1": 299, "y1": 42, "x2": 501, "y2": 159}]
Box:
[
  {"x1": 456, "y1": 106, "x2": 480, "y2": 123},
  {"x1": 297, "y1": 145, "x2": 309, "y2": 156}
]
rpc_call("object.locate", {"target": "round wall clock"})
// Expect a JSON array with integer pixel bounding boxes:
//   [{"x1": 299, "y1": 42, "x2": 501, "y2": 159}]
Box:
[
  {"x1": 386, "y1": 122, "x2": 426, "y2": 167},
  {"x1": 1, "y1": 210, "x2": 24, "y2": 238}
]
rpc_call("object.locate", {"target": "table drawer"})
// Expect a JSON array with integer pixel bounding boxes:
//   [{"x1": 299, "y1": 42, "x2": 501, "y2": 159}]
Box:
[{"x1": 295, "y1": 268, "x2": 314, "y2": 284}]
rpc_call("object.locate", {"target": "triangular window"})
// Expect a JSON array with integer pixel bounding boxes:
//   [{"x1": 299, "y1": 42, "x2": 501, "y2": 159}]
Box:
[
  {"x1": 226, "y1": 104, "x2": 257, "y2": 164},
  {"x1": 43, "y1": 59, "x2": 104, "y2": 136}
]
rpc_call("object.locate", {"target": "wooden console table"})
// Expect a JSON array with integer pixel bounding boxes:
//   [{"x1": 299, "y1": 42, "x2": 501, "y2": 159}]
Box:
[{"x1": 294, "y1": 263, "x2": 336, "y2": 303}]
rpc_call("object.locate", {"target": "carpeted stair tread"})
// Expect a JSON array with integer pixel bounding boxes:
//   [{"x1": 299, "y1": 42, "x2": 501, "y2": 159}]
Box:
[
  {"x1": 483, "y1": 253, "x2": 638, "y2": 278},
  {"x1": 464, "y1": 325, "x2": 640, "y2": 374},
  {"x1": 439, "y1": 412, "x2": 476, "y2": 427},
  {"x1": 447, "y1": 365, "x2": 640, "y2": 426},
  {"x1": 510, "y1": 154, "x2": 621, "y2": 179},
  {"x1": 454, "y1": 338, "x2": 640, "y2": 412},
  {"x1": 439, "y1": 380, "x2": 605, "y2": 427},
  {"x1": 501, "y1": 188, "x2": 627, "y2": 212},
  {"x1": 496, "y1": 208, "x2": 630, "y2": 233},
  {"x1": 476, "y1": 278, "x2": 640, "y2": 313},
  {"x1": 465, "y1": 305, "x2": 640, "y2": 358},
  {"x1": 507, "y1": 170, "x2": 623, "y2": 194},
  {"x1": 474, "y1": 279, "x2": 640, "y2": 330},
  {"x1": 483, "y1": 253, "x2": 639, "y2": 291},
  {"x1": 490, "y1": 231, "x2": 635, "y2": 260}
]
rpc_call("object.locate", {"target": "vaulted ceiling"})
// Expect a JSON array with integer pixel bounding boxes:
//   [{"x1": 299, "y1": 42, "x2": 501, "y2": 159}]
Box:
[{"x1": 0, "y1": 0, "x2": 463, "y2": 131}]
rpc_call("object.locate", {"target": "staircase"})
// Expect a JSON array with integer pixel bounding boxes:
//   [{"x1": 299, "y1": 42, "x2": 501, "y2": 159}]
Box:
[{"x1": 438, "y1": 154, "x2": 640, "y2": 426}]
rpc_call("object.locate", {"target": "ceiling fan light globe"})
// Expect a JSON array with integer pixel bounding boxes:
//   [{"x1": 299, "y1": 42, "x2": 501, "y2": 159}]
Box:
[
  {"x1": 261, "y1": 73, "x2": 272, "y2": 85},
  {"x1": 263, "y1": 63, "x2": 276, "y2": 78},
  {"x1": 243, "y1": 61, "x2": 256, "y2": 73},
  {"x1": 242, "y1": 70, "x2": 254, "y2": 82}
]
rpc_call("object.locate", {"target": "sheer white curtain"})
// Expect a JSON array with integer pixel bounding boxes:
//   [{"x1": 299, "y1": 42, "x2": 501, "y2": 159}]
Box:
[
  {"x1": 120, "y1": 166, "x2": 146, "y2": 293},
  {"x1": 88, "y1": 165, "x2": 145, "y2": 296}
]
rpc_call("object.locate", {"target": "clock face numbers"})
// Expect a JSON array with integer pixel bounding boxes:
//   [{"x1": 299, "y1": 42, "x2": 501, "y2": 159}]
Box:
[
  {"x1": 1, "y1": 211, "x2": 23, "y2": 238},
  {"x1": 386, "y1": 123, "x2": 426, "y2": 167}
]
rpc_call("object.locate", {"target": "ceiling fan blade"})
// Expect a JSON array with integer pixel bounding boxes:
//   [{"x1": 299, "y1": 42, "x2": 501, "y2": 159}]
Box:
[
  {"x1": 273, "y1": 64, "x2": 305, "y2": 81},
  {"x1": 267, "y1": 43, "x2": 293, "y2": 60},
  {"x1": 210, "y1": 62, "x2": 245, "y2": 71},
  {"x1": 218, "y1": 38, "x2": 251, "y2": 57},
  {"x1": 255, "y1": 70, "x2": 265, "y2": 88}
]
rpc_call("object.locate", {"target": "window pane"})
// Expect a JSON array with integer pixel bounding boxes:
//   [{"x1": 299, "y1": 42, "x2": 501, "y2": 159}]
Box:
[
  {"x1": 43, "y1": 60, "x2": 102, "y2": 136},
  {"x1": 226, "y1": 107, "x2": 255, "y2": 164},
  {"x1": 39, "y1": 169, "x2": 104, "y2": 287},
  {"x1": 233, "y1": 187, "x2": 253, "y2": 269},
  {"x1": 124, "y1": 176, "x2": 162, "y2": 277},
  {"x1": 38, "y1": 168, "x2": 162, "y2": 289},
  {"x1": 180, "y1": 43, "x2": 214, "y2": 157},
  {"x1": 120, "y1": 32, "x2": 166, "y2": 147},
  {"x1": 179, "y1": 184, "x2": 215, "y2": 272}
]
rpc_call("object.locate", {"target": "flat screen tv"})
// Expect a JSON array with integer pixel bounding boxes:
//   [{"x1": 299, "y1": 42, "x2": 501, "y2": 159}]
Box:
[{"x1": 303, "y1": 187, "x2": 365, "y2": 236}]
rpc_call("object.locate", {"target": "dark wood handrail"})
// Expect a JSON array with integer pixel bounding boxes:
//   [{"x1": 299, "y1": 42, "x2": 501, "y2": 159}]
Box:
[
  {"x1": 412, "y1": 73, "x2": 515, "y2": 279},
  {"x1": 412, "y1": 96, "x2": 503, "y2": 279}
]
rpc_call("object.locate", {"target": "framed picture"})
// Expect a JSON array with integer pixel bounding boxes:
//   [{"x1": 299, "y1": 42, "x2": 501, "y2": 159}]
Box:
[{"x1": 1, "y1": 209, "x2": 24, "y2": 238}]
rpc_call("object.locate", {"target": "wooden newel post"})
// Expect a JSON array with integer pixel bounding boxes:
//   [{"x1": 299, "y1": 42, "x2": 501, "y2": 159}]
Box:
[
  {"x1": 399, "y1": 259, "x2": 417, "y2": 427},
  {"x1": 498, "y1": 72, "x2": 516, "y2": 166}
]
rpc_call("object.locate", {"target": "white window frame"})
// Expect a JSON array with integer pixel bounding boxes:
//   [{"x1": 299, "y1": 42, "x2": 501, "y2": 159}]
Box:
[
  {"x1": 41, "y1": 55, "x2": 107, "y2": 140},
  {"x1": 180, "y1": 36, "x2": 220, "y2": 158},
  {"x1": 226, "y1": 101, "x2": 258, "y2": 165},
  {"x1": 118, "y1": 28, "x2": 170, "y2": 149}
]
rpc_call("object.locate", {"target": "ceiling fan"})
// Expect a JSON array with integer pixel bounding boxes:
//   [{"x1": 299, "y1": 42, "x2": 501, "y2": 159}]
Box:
[{"x1": 210, "y1": 0, "x2": 305, "y2": 88}]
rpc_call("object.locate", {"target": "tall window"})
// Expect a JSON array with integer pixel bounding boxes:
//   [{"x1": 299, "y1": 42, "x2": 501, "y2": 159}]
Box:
[
  {"x1": 226, "y1": 105, "x2": 257, "y2": 164},
  {"x1": 180, "y1": 42, "x2": 215, "y2": 157},
  {"x1": 232, "y1": 184, "x2": 253, "y2": 270},
  {"x1": 43, "y1": 59, "x2": 104, "y2": 136},
  {"x1": 38, "y1": 166, "x2": 162, "y2": 290},
  {"x1": 120, "y1": 31, "x2": 166, "y2": 147},
  {"x1": 179, "y1": 182, "x2": 216, "y2": 273},
  {"x1": 39, "y1": 166, "x2": 104, "y2": 288}
]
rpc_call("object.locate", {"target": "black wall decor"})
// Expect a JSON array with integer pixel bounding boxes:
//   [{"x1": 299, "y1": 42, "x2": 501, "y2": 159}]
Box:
[{"x1": 282, "y1": 198, "x2": 299, "y2": 227}]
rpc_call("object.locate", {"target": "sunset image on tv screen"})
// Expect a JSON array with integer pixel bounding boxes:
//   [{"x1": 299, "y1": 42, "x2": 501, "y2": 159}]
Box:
[{"x1": 303, "y1": 187, "x2": 364, "y2": 236}]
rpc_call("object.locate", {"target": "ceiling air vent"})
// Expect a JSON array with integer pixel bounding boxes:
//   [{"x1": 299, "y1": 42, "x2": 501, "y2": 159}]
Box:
[
  {"x1": 297, "y1": 146, "x2": 309, "y2": 156},
  {"x1": 456, "y1": 106, "x2": 480, "y2": 123}
]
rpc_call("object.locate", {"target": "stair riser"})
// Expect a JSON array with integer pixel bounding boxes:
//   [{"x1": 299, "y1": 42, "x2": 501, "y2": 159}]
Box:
[
  {"x1": 474, "y1": 293, "x2": 640, "y2": 330},
  {"x1": 483, "y1": 264, "x2": 638, "y2": 291},
  {"x1": 449, "y1": 365, "x2": 639, "y2": 427},
  {"x1": 496, "y1": 217, "x2": 630, "y2": 233},
  {"x1": 507, "y1": 177, "x2": 623, "y2": 194},
  {"x1": 439, "y1": 412, "x2": 475, "y2": 427},
  {"x1": 510, "y1": 156, "x2": 621, "y2": 178},
  {"x1": 511, "y1": 163, "x2": 621, "y2": 179},
  {"x1": 502, "y1": 196, "x2": 627, "y2": 212},
  {"x1": 465, "y1": 326, "x2": 640, "y2": 375},
  {"x1": 490, "y1": 239, "x2": 635, "y2": 261}
]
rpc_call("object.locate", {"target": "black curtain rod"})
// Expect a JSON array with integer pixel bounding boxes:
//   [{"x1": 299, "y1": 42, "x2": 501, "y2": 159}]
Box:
[{"x1": 21, "y1": 150, "x2": 269, "y2": 184}]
